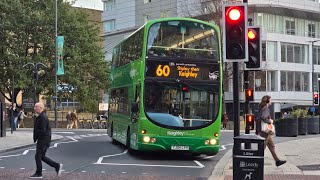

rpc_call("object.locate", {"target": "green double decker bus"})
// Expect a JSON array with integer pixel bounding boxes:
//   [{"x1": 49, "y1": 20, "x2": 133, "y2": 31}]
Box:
[{"x1": 108, "y1": 17, "x2": 222, "y2": 156}]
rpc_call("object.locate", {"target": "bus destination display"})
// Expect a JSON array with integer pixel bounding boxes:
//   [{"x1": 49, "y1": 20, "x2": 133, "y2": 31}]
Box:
[{"x1": 146, "y1": 61, "x2": 219, "y2": 81}]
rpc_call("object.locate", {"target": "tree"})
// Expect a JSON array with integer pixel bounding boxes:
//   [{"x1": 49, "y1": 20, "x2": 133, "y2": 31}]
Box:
[{"x1": 0, "y1": 0, "x2": 109, "y2": 111}]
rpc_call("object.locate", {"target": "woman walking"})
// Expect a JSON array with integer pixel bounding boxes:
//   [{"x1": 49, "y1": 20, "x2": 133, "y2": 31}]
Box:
[{"x1": 257, "y1": 95, "x2": 286, "y2": 167}]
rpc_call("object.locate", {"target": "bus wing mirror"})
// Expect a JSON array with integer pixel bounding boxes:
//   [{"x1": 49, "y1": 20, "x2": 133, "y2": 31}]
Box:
[{"x1": 131, "y1": 102, "x2": 139, "y2": 113}]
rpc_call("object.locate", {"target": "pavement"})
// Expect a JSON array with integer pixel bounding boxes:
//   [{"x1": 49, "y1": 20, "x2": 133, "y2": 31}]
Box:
[
  {"x1": 209, "y1": 131, "x2": 320, "y2": 180},
  {"x1": 1, "y1": 129, "x2": 320, "y2": 180},
  {"x1": 0, "y1": 128, "x2": 64, "y2": 153}
]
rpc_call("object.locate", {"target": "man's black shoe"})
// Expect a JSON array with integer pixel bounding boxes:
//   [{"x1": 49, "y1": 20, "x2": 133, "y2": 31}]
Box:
[
  {"x1": 55, "y1": 164, "x2": 63, "y2": 176},
  {"x1": 276, "y1": 160, "x2": 287, "y2": 167},
  {"x1": 29, "y1": 173, "x2": 43, "y2": 179}
]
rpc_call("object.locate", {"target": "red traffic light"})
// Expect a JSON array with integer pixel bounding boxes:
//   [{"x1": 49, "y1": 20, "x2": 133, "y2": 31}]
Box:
[
  {"x1": 248, "y1": 29, "x2": 256, "y2": 40},
  {"x1": 182, "y1": 86, "x2": 188, "y2": 92},
  {"x1": 245, "y1": 89, "x2": 254, "y2": 102},
  {"x1": 245, "y1": 114, "x2": 254, "y2": 130},
  {"x1": 314, "y1": 93, "x2": 318, "y2": 98},
  {"x1": 227, "y1": 7, "x2": 241, "y2": 21}
]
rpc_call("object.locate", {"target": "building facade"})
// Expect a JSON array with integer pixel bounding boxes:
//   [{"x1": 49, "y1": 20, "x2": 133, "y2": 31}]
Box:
[{"x1": 102, "y1": 0, "x2": 320, "y2": 117}]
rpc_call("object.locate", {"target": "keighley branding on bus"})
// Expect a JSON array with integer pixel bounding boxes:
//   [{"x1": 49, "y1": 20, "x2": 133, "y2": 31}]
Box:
[{"x1": 167, "y1": 131, "x2": 185, "y2": 136}]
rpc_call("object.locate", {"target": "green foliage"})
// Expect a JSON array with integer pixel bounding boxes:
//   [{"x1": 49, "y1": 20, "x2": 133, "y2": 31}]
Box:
[
  {"x1": 291, "y1": 109, "x2": 301, "y2": 119},
  {"x1": 300, "y1": 108, "x2": 309, "y2": 118},
  {"x1": 291, "y1": 108, "x2": 309, "y2": 119},
  {"x1": 0, "y1": 0, "x2": 110, "y2": 111}
]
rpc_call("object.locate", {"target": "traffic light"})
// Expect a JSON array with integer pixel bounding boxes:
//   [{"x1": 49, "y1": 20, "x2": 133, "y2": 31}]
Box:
[
  {"x1": 314, "y1": 92, "x2": 319, "y2": 105},
  {"x1": 245, "y1": 26, "x2": 262, "y2": 69},
  {"x1": 245, "y1": 114, "x2": 254, "y2": 130},
  {"x1": 245, "y1": 89, "x2": 254, "y2": 102},
  {"x1": 222, "y1": 3, "x2": 248, "y2": 61}
]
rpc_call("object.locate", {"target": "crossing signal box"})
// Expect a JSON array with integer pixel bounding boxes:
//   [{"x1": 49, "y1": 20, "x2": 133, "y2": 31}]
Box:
[
  {"x1": 245, "y1": 114, "x2": 254, "y2": 130},
  {"x1": 314, "y1": 92, "x2": 319, "y2": 105},
  {"x1": 222, "y1": 3, "x2": 248, "y2": 62},
  {"x1": 245, "y1": 26, "x2": 262, "y2": 69},
  {"x1": 245, "y1": 89, "x2": 254, "y2": 102}
]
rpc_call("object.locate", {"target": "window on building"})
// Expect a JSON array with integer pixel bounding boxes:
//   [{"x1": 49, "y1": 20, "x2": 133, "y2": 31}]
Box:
[
  {"x1": 281, "y1": 71, "x2": 309, "y2": 92},
  {"x1": 253, "y1": 71, "x2": 277, "y2": 92},
  {"x1": 281, "y1": 71, "x2": 287, "y2": 91},
  {"x1": 103, "y1": 20, "x2": 115, "y2": 32},
  {"x1": 104, "y1": 0, "x2": 115, "y2": 11},
  {"x1": 295, "y1": 72, "x2": 301, "y2": 91},
  {"x1": 144, "y1": 0, "x2": 151, "y2": 4},
  {"x1": 267, "y1": 71, "x2": 277, "y2": 91},
  {"x1": 308, "y1": 23, "x2": 316, "y2": 38},
  {"x1": 313, "y1": 46, "x2": 320, "y2": 65},
  {"x1": 285, "y1": 19, "x2": 295, "y2": 35},
  {"x1": 262, "y1": 42, "x2": 266, "y2": 61},
  {"x1": 255, "y1": 71, "x2": 266, "y2": 91},
  {"x1": 302, "y1": 72, "x2": 309, "y2": 92},
  {"x1": 281, "y1": 43, "x2": 308, "y2": 64},
  {"x1": 266, "y1": 41, "x2": 277, "y2": 62}
]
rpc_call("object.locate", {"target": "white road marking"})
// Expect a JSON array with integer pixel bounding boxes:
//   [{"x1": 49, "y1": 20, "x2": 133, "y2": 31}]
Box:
[
  {"x1": 20, "y1": 168, "x2": 25, "y2": 170},
  {"x1": 53, "y1": 132, "x2": 75, "y2": 134},
  {"x1": 101, "y1": 171, "x2": 105, "y2": 173},
  {"x1": 94, "y1": 162, "x2": 204, "y2": 168},
  {"x1": 0, "y1": 154, "x2": 22, "y2": 158},
  {"x1": 0, "y1": 167, "x2": 4, "y2": 169},
  {"x1": 142, "y1": 173, "x2": 147, "y2": 175},
  {"x1": 96, "y1": 150, "x2": 128, "y2": 164},
  {"x1": 81, "y1": 171, "x2": 86, "y2": 173},
  {"x1": 1, "y1": 136, "x2": 78, "y2": 159},
  {"x1": 194, "y1": 160, "x2": 205, "y2": 168},
  {"x1": 121, "y1": 172, "x2": 127, "y2": 174},
  {"x1": 42, "y1": 169, "x2": 46, "y2": 171},
  {"x1": 95, "y1": 149, "x2": 205, "y2": 168}
]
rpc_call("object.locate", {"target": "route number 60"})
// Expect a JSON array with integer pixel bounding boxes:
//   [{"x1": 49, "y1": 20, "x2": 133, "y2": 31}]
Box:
[{"x1": 156, "y1": 65, "x2": 170, "y2": 77}]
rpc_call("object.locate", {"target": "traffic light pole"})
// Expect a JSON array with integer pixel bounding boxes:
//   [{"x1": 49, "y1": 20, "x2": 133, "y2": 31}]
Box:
[
  {"x1": 244, "y1": 70, "x2": 251, "y2": 149},
  {"x1": 233, "y1": 62, "x2": 240, "y2": 137}
]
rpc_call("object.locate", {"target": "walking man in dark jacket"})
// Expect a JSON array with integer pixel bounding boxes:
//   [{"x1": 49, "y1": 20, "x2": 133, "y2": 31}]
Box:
[{"x1": 29, "y1": 102, "x2": 63, "y2": 179}]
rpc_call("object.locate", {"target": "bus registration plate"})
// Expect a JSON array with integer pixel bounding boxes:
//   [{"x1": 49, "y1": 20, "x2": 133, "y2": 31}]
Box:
[{"x1": 171, "y1": 146, "x2": 189, "y2": 150}]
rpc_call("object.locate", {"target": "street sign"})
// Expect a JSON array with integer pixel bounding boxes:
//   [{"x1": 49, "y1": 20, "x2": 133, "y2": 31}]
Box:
[
  {"x1": 57, "y1": 36, "x2": 65, "y2": 75},
  {"x1": 310, "y1": 106, "x2": 316, "y2": 113}
]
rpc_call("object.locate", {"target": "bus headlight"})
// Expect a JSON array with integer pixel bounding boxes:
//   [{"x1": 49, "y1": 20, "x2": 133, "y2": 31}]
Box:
[
  {"x1": 143, "y1": 136, "x2": 151, "y2": 143},
  {"x1": 210, "y1": 139, "x2": 217, "y2": 145}
]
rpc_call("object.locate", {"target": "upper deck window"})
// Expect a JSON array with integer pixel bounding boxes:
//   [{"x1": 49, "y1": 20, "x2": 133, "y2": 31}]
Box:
[{"x1": 147, "y1": 20, "x2": 219, "y2": 60}]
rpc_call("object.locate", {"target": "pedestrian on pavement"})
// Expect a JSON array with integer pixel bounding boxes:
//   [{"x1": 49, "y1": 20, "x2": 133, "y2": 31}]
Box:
[
  {"x1": 9, "y1": 103, "x2": 19, "y2": 131},
  {"x1": 66, "y1": 111, "x2": 72, "y2": 129},
  {"x1": 70, "y1": 110, "x2": 78, "y2": 129},
  {"x1": 29, "y1": 102, "x2": 63, "y2": 179},
  {"x1": 18, "y1": 108, "x2": 27, "y2": 128},
  {"x1": 222, "y1": 112, "x2": 229, "y2": 130},
  {"x1": 257, "y1": 95, "x2": 286, "y2": 167}
]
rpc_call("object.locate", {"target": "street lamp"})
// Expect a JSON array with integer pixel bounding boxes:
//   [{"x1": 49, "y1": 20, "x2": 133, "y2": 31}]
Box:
[
  {"x1": 22, "y1": 62, "x2": 47, "y2": 106},
  {"x1": 308, "y1": 40, "x2": 320, "y2": 116}
]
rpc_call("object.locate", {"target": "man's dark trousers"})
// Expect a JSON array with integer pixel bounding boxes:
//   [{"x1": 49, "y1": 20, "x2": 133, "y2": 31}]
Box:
[{"x1": 35, "y1": 141, "x2": 59, "y2": 175}]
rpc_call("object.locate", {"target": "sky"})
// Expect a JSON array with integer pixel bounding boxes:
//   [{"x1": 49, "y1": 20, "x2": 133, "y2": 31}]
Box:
[{"x1": 68, "y1": 0, "x2": 103, "y2": 11}]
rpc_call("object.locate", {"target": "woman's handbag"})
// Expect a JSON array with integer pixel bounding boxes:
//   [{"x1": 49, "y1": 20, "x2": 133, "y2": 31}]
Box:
[{"x1": 261, "y1": 120, "x2": 275, "y2": 135}]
